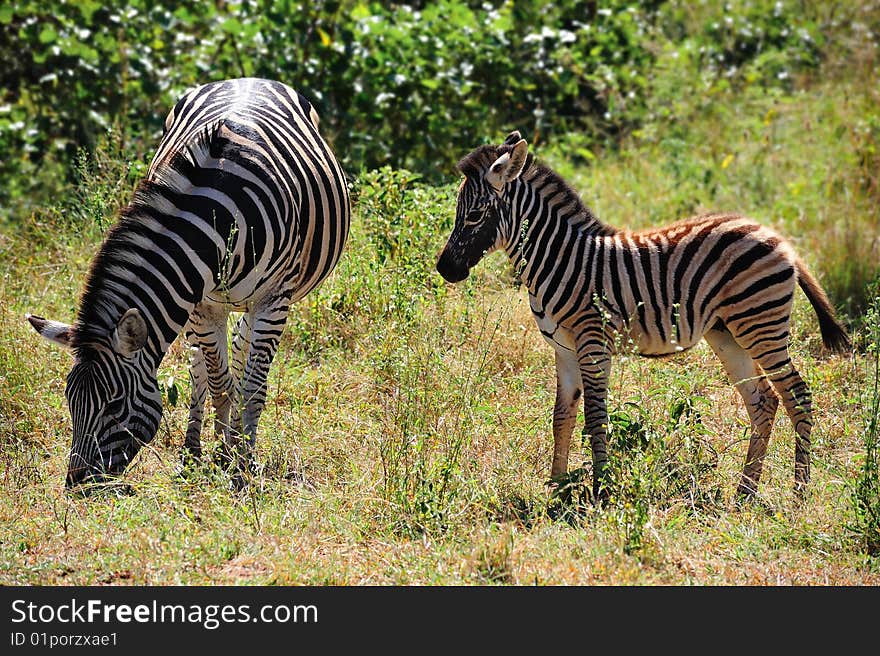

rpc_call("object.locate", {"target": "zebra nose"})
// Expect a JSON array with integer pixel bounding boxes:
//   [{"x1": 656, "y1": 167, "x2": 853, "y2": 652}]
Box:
[
  {"x1": 65, "y1": 465, "x2": 88, "y2": 488},
  {"x1": 436, "y1": 249, "x2": 469, "y2": 283},
  {"x1": 66, "y1": 450, "x2": 91, "y2": 488}
]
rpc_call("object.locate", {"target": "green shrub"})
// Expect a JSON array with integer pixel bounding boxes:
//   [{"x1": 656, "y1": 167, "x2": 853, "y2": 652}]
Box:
[
  {"x1": 1, "y1": 1, "x2": 657, "y2": 215},
  {"x1": 2, "y1": 0, "x2": 836, "y2": 221}
]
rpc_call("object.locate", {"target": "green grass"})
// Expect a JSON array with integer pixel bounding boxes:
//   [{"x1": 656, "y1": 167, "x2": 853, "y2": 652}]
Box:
[{"x1": 2, "y1": 27, "x2": 879, "y2": 585}]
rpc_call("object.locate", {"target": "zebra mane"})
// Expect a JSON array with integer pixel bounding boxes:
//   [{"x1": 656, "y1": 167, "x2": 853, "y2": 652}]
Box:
[
  {"x1": 458, "y1": 144, "x2": 499, "y2": 179},
  {"x1": 71, "y1": 217, "x2": 142, "y2": 352},
  {"x1": 457, "y1": 143, "x2": 537, "y2": 181},
  {"x1": 457, "y1": 142, "x2": 613, "y2": 235},
  {"x1": 525, "y1": 163, "x2": 614, "y2": 235},
  {"x1": 71, "y1": 123, "x2": 227, "y2": 353}
]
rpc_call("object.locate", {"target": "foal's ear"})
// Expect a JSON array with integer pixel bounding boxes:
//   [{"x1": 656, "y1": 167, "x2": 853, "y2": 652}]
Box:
[
  {"x1": 485, "y1": 138, "x2": 529, "y2": 191},
  {"x1": 112, "y1": 308, "x2": 148, "y2": 357},
  {"x1": 26, "y1": 314, "x2": 74, "y2": 349},
  {"x1": 502, "y1": 130, "x2": 522, "y2": 146}
]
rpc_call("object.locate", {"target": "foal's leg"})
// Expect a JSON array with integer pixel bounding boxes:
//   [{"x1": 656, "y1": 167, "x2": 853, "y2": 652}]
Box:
[
  {"x1": 546, "y1": 344, "x2": 585, "y2": 514},
  {"x1": 705, "y1": 324, "x2": 779, "y2": 496},
  {"x1": 748, "y1": 344, "x2": 812, "y2": 497},
  {"x1": 576, "y1": 328, "x2": 613, "y2": 502},
  {"x1": 550, "y1": 345, "x2": 584, "y2": 479},
  {"x1": 724, "y1": 305, "x2": 813, "y2": 496}
]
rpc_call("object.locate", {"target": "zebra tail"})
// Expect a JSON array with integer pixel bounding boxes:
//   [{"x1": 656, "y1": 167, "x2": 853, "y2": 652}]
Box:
[{"x1": 796, "y1": 257, "x2": 852, "y2": 354}]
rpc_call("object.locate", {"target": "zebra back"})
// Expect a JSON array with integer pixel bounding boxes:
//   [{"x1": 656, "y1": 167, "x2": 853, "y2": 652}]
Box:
[{"x1": 73, "y1": 78, "x2": 350, "y2": 360}]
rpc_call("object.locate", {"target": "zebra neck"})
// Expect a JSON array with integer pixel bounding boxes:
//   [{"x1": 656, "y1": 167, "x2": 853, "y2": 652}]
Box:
[
  {"x1": 74, "y1": 207, "x2": 207, "y2": 369},
  {"x1": 506, "y1": 172, "x2": 612, "y2": 294}
]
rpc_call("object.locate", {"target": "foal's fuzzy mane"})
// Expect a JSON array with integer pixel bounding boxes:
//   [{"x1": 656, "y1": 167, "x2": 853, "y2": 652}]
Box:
[
  {"x1": 457, "y1": 143, "x2": 536, "y2": 181},
  {"x1": 456, "y1": 141, "x2": 613, "y2": 235}
]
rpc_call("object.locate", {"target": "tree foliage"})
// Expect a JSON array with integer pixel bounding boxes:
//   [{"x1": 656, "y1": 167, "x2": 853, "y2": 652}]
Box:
[{"x1": 1, "y1": 0, "x2": 828, "y2": 221}]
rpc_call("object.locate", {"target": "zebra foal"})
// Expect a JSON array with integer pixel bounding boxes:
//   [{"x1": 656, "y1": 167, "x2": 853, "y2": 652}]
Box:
[
  {"x1": 27, "y1": 78, "x2": 350, "y2": 489},
  {"x1": 437, "y1": 132, "x2": 850, "y2": 502}
]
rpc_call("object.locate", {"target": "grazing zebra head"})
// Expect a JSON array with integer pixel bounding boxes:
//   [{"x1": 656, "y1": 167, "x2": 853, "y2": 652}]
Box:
[
  {"x1": 436, "y1": 131, "x2": 529, "y2": 283},
  {"x1": 27, "y1": 310, "x2": 162, "y2": 488}
]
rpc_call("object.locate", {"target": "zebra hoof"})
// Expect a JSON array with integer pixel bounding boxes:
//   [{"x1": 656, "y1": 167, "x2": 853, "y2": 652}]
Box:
[
  {"x1": 212, "y1": 445, "x2": 234, "y2": 470},
  {"x1": 228, "y1": 459, "x2": 260, "y2": 493},
  {"x1": 230, "y1": 474, "x2": 247, "y2": 492},
  {"x1": 592, "y1": 482, "x2": 609, "y2": 509},
  {"x1": 178, "y1": 447, "x2": 203, "y2": 474},
  {"x1": 793, "y1": 480, "x2": 810, "y2": 504},
  {"x1": 546, "y1": 468, "x2": 592, "y2": 522},
  {"x1": 732, "y1": 490, "x2": 774, "y2": 515},
  {"x1": 229, "y1": 469, "x2": 252, "y2": 493},
  {"x1": 69, "y1": 479, "x2": 134, "y2": 499}
]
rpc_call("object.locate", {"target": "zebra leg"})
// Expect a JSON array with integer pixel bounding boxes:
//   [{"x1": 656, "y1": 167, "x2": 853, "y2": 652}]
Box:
[
  {"x1": 749, "y1": 346, "x2": 813, "y2": 497},
  {"x1": 547, "y1": 345, "x2": 584, "y2": 513},
  {"x1": 187, "y1": 304, "x2": 237, "y2": 464},
  {"x1": 550, "y1": 346, "x2": 584, "y2": 478},
  {"x1": 229, "y1": 313, "x2": 250, "y2": 389},
  {"x1": 223, "y1": 312, "x2": 252, "y2": 479},
  {"x1": 226, "y1": 292, "x2": 291, "y2": 487},
  {"x1": 704, "y1": 324, "x2": 779, "y2": 497},
  {"x1": 578, "y1": 346, "x2": 612, "y2": 503},
  {"x1": 199, "y1": 312, "x2": 252, "y2": 471},
  {"x1": 182, "y1": 330, "x2": 208, "y2": 463}
]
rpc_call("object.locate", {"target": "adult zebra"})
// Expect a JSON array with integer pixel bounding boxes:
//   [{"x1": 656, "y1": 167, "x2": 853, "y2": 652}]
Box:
[
  {"x1": 27, "y1": 78, "x2": 350, "y2": 489},
  {"x1": 437, "y1": 132, "x2": 850, "y2": 502}
]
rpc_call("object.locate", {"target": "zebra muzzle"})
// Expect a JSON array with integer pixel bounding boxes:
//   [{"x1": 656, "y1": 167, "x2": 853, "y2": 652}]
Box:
[{"x1": 436, "y1": 249, "x2": 469, "y2": 283}]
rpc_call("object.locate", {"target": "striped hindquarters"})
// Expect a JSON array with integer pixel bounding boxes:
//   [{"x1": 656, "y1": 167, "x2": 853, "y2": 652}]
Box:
[
  {"x1": 591, "y1": 213, "x2": 808, "y2": 355},
  {"x1": 143, "y1": 77, "x2": 350, "y2": 306}
]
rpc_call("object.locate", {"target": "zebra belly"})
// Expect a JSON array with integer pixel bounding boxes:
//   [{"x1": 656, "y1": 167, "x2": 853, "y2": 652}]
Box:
[
  {"x1": 203, "y1": 266, "x2": 293, "y2": 310},
  {"x1": 630, "y1": 331, "x2": 690, "y2": 356},
  {"x1": 624, "y1": 312, "x2": 703, "y2": 356}
]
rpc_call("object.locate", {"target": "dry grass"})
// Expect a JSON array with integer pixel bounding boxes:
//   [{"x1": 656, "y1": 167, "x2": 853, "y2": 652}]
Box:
[
  {"x1": 1, "y1": 264, "x2": 876, "y2": 584},
  {"x1": 1, "y1": 30, "x2": 878, "y2": 585}
]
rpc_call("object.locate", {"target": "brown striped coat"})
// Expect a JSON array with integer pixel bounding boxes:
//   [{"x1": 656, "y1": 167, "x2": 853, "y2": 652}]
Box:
[{"x1": 437, "y1": 132, "x2": 850, "y2": 501}]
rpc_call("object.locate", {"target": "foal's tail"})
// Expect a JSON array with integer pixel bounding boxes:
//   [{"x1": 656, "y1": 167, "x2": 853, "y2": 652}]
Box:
[{"x1": 796, "y1": 257, "x2": 852, "y2": 354}]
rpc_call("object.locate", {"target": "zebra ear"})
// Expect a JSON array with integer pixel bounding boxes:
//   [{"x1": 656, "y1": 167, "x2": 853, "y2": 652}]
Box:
[
  {"x1": 26, "y1": 314, "x2": 74, "y2": 350},
  {"x1": 502, "y1": 131, "x2": 522, "y2": 146},
  {"x1": 485, "y1": 139, "x2": 529, "y2": 191},
  {"x1": 112, "y1": 308, "x2": 148, "y2": 357}
]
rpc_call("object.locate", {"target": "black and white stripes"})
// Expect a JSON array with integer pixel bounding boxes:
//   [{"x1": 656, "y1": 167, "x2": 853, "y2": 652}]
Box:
[
  {"x1": 437, "y1": 131, "x2": 850, "y2": 500},
  {"x1": 28, "y1": 78, "x2": 350, "y2": 487}
]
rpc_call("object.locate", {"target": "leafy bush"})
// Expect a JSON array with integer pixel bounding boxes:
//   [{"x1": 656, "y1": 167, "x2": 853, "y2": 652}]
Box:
[
  {"x1": 3, "y1": 0, "x2": 835, "y2": 222},
  {"x1": 1, "y1": 0, "x2": 657, "y2": 218}
]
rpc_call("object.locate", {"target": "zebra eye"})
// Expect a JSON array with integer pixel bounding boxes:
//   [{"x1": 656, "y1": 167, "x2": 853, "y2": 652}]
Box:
[
  {"x1": 104, "y1": 397, "x2": 126, "y2": 417},
  {"x1": 464, "y1": 212, "x2": 485, "y2": 226}
]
